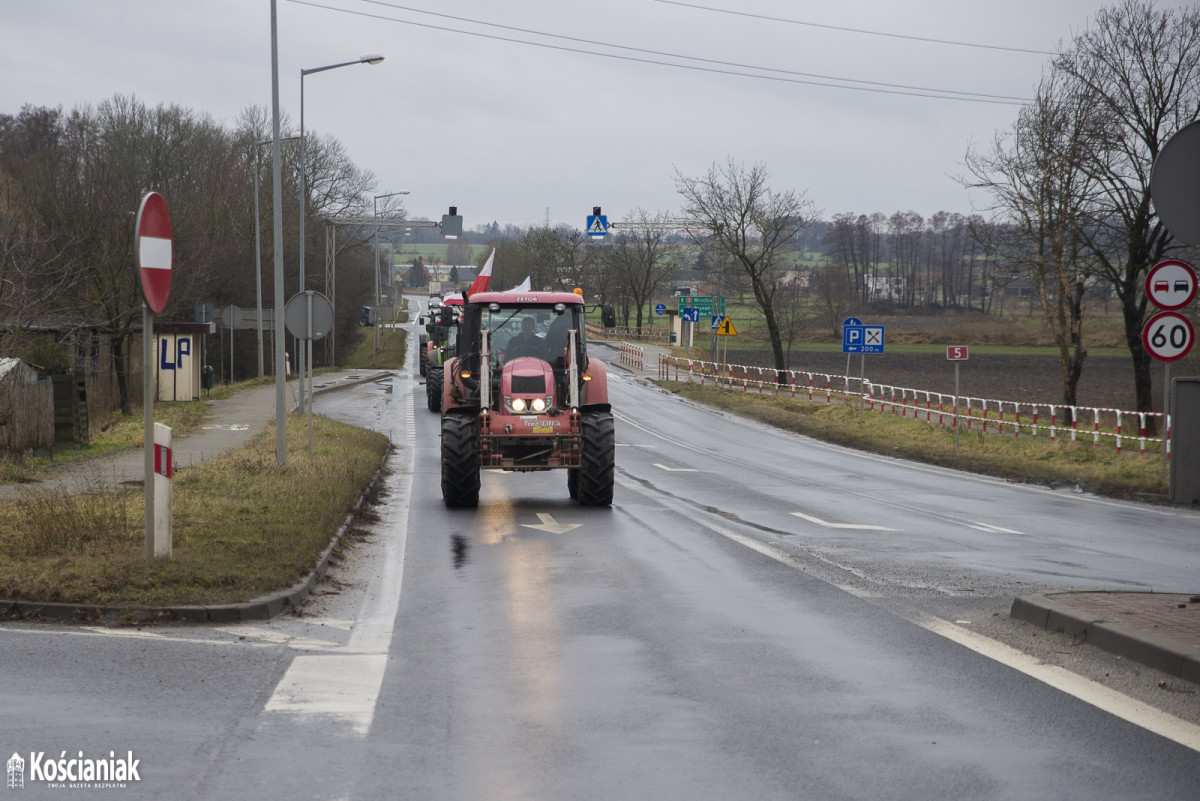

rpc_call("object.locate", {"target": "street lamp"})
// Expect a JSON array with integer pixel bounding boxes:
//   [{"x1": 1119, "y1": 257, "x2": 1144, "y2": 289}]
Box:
[
  {"x1": 253, "y1": 133, "x2": 300, "y2": 378},
  {"x1": 374, "y1": 190, "x2": 410, "y2": 355},
  {"x1": 299, "y1": 52, "x2": 383, "y2": 409}
]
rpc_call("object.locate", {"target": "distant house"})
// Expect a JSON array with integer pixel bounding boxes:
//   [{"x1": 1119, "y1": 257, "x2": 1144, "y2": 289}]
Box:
[{"x1": 0, "y1": 357, "x2": 53, "y2": 456}]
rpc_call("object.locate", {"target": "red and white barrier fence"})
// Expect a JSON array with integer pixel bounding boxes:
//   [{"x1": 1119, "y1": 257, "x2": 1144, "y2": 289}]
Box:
[
  {"x1": 657, "y1": 354, "x2": 1168, "y2": 457},
  {"x1": 617, "y1": 343, "x2": 645, "y2": 372}
]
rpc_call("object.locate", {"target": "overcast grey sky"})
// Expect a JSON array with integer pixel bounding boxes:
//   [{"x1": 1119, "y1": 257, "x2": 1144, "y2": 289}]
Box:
[{"x1": 0, "y1": 1, "x2": 1177, "y2": 232}]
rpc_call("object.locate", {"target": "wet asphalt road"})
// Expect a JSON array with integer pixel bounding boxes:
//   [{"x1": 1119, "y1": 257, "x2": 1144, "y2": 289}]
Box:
[{"x1": 3, "y1": 331, "x2": 1200, "y2": 799}]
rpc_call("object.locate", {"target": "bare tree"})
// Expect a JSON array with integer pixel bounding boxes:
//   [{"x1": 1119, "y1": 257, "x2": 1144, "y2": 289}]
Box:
[
  {"x1": 606, "y1": 208, "x2": 683, "y2": 332},
  {"x1": 0, "y1": 107, "x2": 87, "y2": 359},
  {"x1": 675, "y1": 159, "x2": 815, "y2": 378},
  {"x1": 1054, "y1": 0, "x2": 1200, "y2": 418},
  {"x1": 886, "y1": 212, "x2": 925, "y2": 307},
  {"x1": 964, "y1": 68, "x2": 1107, "y2": 411}
]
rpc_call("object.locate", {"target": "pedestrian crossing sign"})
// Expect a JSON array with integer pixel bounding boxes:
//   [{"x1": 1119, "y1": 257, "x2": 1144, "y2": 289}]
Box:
[
  {"x1": 587, "y1": 214, "x2": 608, "y2": 237},
  {"x1": 713, "y1": 316, "x2": 737, "y2": 336}
]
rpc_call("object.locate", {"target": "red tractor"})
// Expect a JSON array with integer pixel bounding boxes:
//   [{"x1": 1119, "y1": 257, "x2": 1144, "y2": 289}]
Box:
[
  {"x1": 438, "y1": 290, "x2": 614, "y2": 507},
  {"x1": 423, "y1": 294, "x2": 463, "y2": 412}
]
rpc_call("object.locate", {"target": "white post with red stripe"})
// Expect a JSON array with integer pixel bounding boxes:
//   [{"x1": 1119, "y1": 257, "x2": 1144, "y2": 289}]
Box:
[{"x1": 154, "y1": 423, "x2": 173, "y2": 559}]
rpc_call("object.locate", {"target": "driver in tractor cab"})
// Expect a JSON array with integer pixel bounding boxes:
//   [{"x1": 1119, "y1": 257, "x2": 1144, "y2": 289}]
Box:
[{"x1": 504, "y1": 316, "x2": 548, "y2": 363}]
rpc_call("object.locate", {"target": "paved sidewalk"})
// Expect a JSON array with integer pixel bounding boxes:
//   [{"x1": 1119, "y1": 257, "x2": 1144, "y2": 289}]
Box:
[
  {"x1": 0, "y1": 370, "x2": 390, "y2": 502},
  {"x1": 1013, "y1": 592, "x2": 1200, "y2": 684}
]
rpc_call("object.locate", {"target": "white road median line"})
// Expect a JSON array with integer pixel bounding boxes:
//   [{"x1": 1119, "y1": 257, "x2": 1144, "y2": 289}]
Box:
[
  {"x1": 619, "y1": 474, "x2": 1200, "y2": 754},
  {"x1": 263, "y1": 376, "x2": 413, "y2": 737}
]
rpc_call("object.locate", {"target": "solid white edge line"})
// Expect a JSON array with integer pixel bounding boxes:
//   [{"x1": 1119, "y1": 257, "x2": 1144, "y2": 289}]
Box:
[{"x1": 917, "y1": 614, "x2": 1200, "y2": 753}]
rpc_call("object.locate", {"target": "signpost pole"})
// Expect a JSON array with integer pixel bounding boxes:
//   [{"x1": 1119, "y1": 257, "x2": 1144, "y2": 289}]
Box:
[
  {"x1": 143, "y1": 305, "x2": 155, "y2": 568},
  {"x1": 859, "y1": 354, "x2": 865, "y2": 424},
  {"x1": 307, "y1": 291, "x2": 314, "y2": 457},
  {"x1": 135, "y1": 190, "x2": 173, "y2": 568},
  {"x1": 955, "y1": 361, "x2": 961, "y2": 450},
  {"x1": 1164, "y1": 363, "x2": 1171, "y2": 478}
]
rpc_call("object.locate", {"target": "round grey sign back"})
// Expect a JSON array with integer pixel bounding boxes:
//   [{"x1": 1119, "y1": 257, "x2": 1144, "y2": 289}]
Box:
[
  {"x1": 284, "y1": 291, "x2": 335, "y2": 340},
  {"x1": 1151, "y1": 120, "x2": 1200, "y2": 246}
]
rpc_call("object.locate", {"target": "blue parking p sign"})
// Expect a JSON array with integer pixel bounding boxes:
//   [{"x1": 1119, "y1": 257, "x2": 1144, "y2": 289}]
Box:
[{"x1": 843, "y1": 325, "x2": 885, "y2": 354}]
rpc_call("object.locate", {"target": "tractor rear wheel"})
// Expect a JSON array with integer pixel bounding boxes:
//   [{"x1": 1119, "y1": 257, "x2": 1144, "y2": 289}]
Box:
[
  {"x1": 418, "y1": 335, "x2": 428, "y2": 376},
  {"x1": 441, "y1": 412, "x2": 480, "y2": 507},
  {"x1": 577, "y1": 411, "x2": 614, "y2": 506},
  {"x1": 427, "y1": 366, "x2": 443, "y2": 412}
]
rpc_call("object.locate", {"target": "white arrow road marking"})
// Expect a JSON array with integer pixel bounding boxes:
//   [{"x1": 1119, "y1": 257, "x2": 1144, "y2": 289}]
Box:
[
  {"x1": 791, "y1": 511, "x2": 898, "y2": 531},
  {"x1": 521, "y1": 513, "x2": 582, "y2": 535},
  {"x1": 966, "y1": 521, "x2": 1023, "y2": 535},
  {"x1": 619, "y1": 475, "x2": 1200, "y2": 754},
  {"x1": 654, "y1": 463, "x2": 698, "y2": 472}
]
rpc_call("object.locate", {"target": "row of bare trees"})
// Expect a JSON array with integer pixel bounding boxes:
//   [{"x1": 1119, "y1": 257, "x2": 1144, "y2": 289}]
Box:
[
  {"x1": 0, "y1": 96, "x2": 386, "y2": 413},
  {"x1": 965, "y1": 0, "x2": 1200, "y2": 417},
  {"x1": 821, "y1": 211, "x2": 1003, "y2": 312}
]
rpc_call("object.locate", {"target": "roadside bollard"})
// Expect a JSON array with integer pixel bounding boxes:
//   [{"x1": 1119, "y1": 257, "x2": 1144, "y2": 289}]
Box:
[{"x1": 154, "y1": 422, "x2": 172, "y2": 559}]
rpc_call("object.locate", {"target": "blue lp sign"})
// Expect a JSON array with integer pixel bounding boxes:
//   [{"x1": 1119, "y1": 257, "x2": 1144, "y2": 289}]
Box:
[{"x1": 843, "y1": 325, "x2": 885, "y2": 354}]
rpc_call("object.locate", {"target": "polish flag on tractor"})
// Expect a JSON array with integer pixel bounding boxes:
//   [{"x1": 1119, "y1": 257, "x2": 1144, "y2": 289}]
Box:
[{"x1": 466, "y1": 248, "x2": 495, "y2": 298}]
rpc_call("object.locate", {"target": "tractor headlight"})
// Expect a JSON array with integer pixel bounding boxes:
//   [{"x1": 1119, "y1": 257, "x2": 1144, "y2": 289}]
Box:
[
  {"x1": 531, "y1": 397, "x2": 547, "y2": 413},
  {"x1": 511, "y1": 397, "x2": 527, "y2": 413}
]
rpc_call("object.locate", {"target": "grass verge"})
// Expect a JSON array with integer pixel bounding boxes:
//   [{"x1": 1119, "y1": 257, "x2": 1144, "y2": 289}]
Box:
[
  {"x1": 342, "y1": 316, "x2": 408, "y2": 370},
  {"x1": 662, "y1": 381, "x2": 1168, "y2": 501},
  {"x1": 0, "y1": 414, "x2": 389, "y2": 608}
]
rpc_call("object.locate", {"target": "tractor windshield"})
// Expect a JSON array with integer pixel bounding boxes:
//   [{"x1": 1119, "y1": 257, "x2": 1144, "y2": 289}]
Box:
[{"x1": 482, "y1": 303, "x2": 585, "y2": 369}]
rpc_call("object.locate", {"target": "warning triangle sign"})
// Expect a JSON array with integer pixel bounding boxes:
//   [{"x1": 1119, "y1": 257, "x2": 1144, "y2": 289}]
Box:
[{"x1": 716, "y1": 317, "x2": 737, "y2": 336}]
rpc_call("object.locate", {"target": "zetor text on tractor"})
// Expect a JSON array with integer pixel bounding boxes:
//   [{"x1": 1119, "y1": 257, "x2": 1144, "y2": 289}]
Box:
[{"x1": 438, "y1": 290, "x2": 614, "y2": 507}]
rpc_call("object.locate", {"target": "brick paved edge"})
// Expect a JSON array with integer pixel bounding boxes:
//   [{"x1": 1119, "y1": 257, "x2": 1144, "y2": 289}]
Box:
[
  {"x1": 1011, "y1": 593, "x2": 1200, "y2": 684},
  {"x1": 0, "y1": 444, "x2": 393, "y2": 626}
]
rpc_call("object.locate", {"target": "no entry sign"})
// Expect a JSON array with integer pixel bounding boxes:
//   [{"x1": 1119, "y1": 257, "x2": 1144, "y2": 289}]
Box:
[{"x1": 136, "y1": 192, "x2": 173, "y2": 313}]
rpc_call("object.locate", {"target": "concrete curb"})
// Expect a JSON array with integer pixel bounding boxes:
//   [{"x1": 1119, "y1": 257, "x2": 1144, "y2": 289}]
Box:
[
  {"x1": 1011, "y1": 592, "x2": 1200, "y2": 684},
  {"x1": 0, "y1": 444, "x2": 393, "y2": 626}
]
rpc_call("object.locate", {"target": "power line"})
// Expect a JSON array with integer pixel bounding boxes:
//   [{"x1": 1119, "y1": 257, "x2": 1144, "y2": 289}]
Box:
[
  {"x1": 354, "y1": 0, "x2": 1030, "y2": 102},
  {"x1": 288, "y1": 0, "x2": 1032, "y2": 105},
  {"x1": 655, "y1": 0, "x2": 1057, "y2": 56}
]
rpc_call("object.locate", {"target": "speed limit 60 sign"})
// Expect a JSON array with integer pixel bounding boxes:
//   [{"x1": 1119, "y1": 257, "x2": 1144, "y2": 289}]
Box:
[{"x1": 1142, "y1": 310, "x2": 1195, "y2": 362}]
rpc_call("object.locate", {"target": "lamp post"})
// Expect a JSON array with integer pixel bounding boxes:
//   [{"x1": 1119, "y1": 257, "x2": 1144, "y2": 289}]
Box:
[
  {"x1": 253, "y1": 133, "x2": 300, "y2": 378},
  {"x1": 374, "y1": 190, "x2": 410, "y2": 355},
  {"x1": 299, "y1": 52, "x2": 383, "y2": 410}
]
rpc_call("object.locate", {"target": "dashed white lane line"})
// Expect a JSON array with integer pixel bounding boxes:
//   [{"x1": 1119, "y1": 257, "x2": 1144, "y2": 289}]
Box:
[{"x1": 619, "y1": 474, "x2": 1200, "y2": 755}]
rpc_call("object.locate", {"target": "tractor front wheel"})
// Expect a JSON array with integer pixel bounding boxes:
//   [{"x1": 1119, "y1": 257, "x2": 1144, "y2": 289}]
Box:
[
  {"x1": 441, "y1": 413, "x2": 480, "y2": 507},
  {"x1": 427, "y1": 366, "x2": 443, "y2": 412},
  {"x1": 577, "y1": 411, "x2": 614, "y2": 506}
]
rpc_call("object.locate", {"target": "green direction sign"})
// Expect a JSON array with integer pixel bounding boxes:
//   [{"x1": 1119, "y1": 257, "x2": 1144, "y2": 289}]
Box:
[{"x1": 676, "y1": 295, "x2": 726, "y2": 317}]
